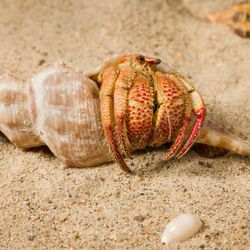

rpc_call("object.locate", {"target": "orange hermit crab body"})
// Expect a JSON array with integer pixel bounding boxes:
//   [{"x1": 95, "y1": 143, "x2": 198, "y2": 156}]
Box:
[{"x1": 97, "y1": 55, "x2": 206, "y2": 172}]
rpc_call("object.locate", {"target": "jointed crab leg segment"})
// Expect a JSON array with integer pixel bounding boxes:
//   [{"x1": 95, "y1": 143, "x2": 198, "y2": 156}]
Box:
[
  {"x1": 151, "y1": 72, "x2": 186, "y2": 147},
  {"x1": 153, "y1": 72, "x2": 192, "y2": 160},
  {"x1": 176, "y1": 91, "x2": 206, "y2": 158},
  {"x1": 114, "y1": 65, "x2": 136, "y2": 156},
  {"x1": 164, "y1": 98, "x2": 192, "y2": 160},
  {"x1": 175, "y1": 76, "x2": 206, "y2": 158},
  {"x1": 99, "y1": 65, "x2": 131, "y2": 172}
]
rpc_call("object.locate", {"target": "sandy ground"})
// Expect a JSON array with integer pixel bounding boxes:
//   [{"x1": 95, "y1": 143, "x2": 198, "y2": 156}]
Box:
[{"x1": 0, "y1": 0, "x2": 249, "y2": 249}]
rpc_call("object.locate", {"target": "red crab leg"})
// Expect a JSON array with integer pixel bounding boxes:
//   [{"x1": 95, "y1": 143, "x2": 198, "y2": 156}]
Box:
[
  {"x1": 151, "y1": 72, "x2": 188, "y2": 148},
  {"x1": 100, "y1": 65, "x2": 131, "y2": 172},
  {"x1": 153, "y1": 72, "x2": 193, "y2": 160},
  {"x1": 175, "y1": 76, "x2": 206, "y2": 159},
  {"x1": 164, "y1": 102, "x2": 193, "y2": 160},
  {"x1": 176, "y1": 103, "x2": 206, "y2": 158},
  {"x1": 114, "y1": 65, "x2": 136, "y2": 156}
]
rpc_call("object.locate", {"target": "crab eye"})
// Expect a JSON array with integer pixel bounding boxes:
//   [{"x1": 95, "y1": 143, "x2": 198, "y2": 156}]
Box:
[
  {"x1": 155, "y1": 59, "x2": 161, "y2": 65},
  {"x1": 137, "y1": 55, "x2": 145, "y2": 63}
]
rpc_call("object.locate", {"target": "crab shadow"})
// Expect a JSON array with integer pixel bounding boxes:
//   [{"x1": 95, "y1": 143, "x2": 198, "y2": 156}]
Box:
[
  {"x1": 133, "y1": 144, "x2": 249, "y2": 178},
  {"x1": 134, "y1": 105, "x2": 250, "y2": 176}
]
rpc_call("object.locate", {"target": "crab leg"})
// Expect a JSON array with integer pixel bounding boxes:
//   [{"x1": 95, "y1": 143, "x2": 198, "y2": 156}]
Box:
[
  {"x1": 100, "y1": 65, "x2": 131, "y2": 172},
  {"x1": 164, "y1": 102, "x2": 193, "y2": 160},
  {"x1": 114, "y1": 65, "x2": 136, "y2": 156},
  {"x1": 152, "y1": 72, "x2": 193, "y2": 160},
  {"x1": 175, "y1": 77, "x2": 206, "y2": 158},
  {"x1": 151, "y1": 72, "x2": 188, "y2": 149},
  {"x1": 176, "y1": 108, "x2": 205, "y2": 158}
]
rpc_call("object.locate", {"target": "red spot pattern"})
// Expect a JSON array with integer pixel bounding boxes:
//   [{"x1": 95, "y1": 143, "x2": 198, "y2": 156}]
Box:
[
  {"x1": 150, "y1": 72, "x2": 185, "y2": 146},
  {"x1": 127, "y1": 75, "x2": 154, "y2": 150}
]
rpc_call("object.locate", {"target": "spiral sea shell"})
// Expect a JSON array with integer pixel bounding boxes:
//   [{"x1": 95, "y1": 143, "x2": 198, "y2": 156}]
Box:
[{"x1": 0, "y1": 63, "x2": 111, "y2": 167}]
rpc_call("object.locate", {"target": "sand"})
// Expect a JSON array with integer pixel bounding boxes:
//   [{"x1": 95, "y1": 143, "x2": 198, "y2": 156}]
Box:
[{"x1": 0, "y1": 0, "x2": 249, "y2": 249}]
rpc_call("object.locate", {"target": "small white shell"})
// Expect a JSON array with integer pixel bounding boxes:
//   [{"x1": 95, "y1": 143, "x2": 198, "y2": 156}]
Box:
[{"x1": 161, "y1": 214, "x2": 202, "y2": 245}]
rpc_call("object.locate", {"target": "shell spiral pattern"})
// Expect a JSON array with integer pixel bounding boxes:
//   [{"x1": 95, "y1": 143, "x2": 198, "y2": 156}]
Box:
[{"x1": 0, "y1": 64, "x2": 111, "y2": 168}]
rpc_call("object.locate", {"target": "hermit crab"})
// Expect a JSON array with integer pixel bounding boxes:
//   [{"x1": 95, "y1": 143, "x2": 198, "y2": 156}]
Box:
[
  {"x1": 96, "y1": 54, "x2": 205, "y2": 171},
  {"x1": 0, "y1": 54, "x2": 249, "y2": 172}
]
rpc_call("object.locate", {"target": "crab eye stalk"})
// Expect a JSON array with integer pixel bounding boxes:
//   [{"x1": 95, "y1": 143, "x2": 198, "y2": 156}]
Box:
[
  {"x1": 144, "y1": 57, "x2": 161, "y2": 65},
  {"x1": 155, "y1": 58, "x2": 161, "y2": 64},
  {"x1": 137, "y1": 55, "x2": 145, "y2": 63}
]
